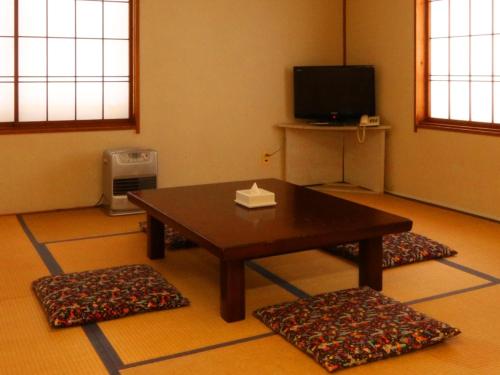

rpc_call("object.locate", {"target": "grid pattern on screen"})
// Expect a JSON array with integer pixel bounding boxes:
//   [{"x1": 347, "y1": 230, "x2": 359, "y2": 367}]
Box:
[
  {"x1": 429, "y1": 0, "x2": 500, "y2": 124},
  {"x1": 0, "y1": 0, "x2": 131, "y2": 124}
]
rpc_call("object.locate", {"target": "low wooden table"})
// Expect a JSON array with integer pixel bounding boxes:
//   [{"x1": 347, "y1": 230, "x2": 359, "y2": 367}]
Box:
[{"x1": 128, "y1": 179, "x2": 412, "y2": 322}]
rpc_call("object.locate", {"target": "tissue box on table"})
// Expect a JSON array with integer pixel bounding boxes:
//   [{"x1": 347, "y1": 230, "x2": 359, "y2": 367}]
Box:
[{"x1": 235, "y1": 183, "x2": 276, "y2": 208}]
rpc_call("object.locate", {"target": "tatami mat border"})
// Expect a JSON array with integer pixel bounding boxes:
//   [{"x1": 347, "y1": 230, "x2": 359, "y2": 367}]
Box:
[
  {"x1": 246, "y1": 260, "x2": 311, "y2": 298},
  {"x1": 83, "y1": 324, "x2": 124, "y2": 375},
  {"x1": 16, "y1": 213, "x2": 500, "y2": 374},
  {"x1": 437, "y1": 258, "x2": 500, "y2": 283},
  {"x1": 43, "y1": 231, "x2": 143, "y2": 245}
]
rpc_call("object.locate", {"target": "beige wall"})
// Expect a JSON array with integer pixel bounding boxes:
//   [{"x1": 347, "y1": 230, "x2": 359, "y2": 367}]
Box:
[
  {"x1": 0, "y1": 0, "x2": 343, "y2": 214},
  {"x1": 346, "y1": 0, "x2": 500, "y2": 220}
]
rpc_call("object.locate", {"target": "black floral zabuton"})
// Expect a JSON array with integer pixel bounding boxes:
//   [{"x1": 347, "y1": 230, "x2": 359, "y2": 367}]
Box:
[
  {"x1": 254, "y1": 287, "x2": 460, "y2": 372},
  {"x1": 33, "y1": 264, "x2": 189, "y2": 328},
  {"x1": 330, "y1": 232, "x2": 457, "y2": 268}
]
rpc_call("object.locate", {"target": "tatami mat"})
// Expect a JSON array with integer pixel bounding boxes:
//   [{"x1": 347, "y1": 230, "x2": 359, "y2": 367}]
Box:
[
  {"x1": 47, "y1": 235, "x2": 295, "y2": 364},
  {"x1": 46, "y1": 233, "x2": 150, "y2": 272},
  {"x1": 0, "y1": 216, "x2": 49, "y2": 300},
  {"x1": 410, "y1": 285, "x2": 500, "y2": 374},
  {"x1": 255, "y1": 249, "x2": 487, "y2": 303},
  {"x1": 254, "y1": 250, "x2": 358, "y2": 293},
  {"x1": 22, "y1": 208, "x2": 145, "y2": 243},
  {"x1": 382, "y1": 261, "x2": 488, "y2": 302},
  {"x1": 0, "y1": 296, "x2": 107, "y2": 375},
  {"x1": 0, "y1": 216, "x2": 108, "y2": 374}
]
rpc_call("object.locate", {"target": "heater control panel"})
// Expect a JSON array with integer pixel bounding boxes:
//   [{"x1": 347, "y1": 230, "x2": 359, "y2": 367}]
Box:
[{"x1": 117, "y1": 151, "x2": 152, "y2": 164}]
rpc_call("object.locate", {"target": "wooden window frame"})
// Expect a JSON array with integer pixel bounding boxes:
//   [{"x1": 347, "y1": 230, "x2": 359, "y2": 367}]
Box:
[
  {"x1": 0, "y1": 0, "x2": 140, "y2": 135},
  {"x1": 415, "y1": 0, "x2": 500, "y2": 137}
]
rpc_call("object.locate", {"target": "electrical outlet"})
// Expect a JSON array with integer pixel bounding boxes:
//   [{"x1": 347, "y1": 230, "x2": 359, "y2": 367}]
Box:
[{"x1": 262, "y1": 153, "x2": 270, "y2": 164}]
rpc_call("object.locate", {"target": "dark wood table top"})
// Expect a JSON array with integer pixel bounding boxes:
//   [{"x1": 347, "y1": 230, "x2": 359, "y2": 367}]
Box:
[{"x1": 128, "y1": 179, "x2": 412, "y2": 260}]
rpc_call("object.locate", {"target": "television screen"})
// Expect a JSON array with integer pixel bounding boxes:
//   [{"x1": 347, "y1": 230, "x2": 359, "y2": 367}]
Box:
[{"x1": 293, "y1": 65, "x2": 375, "y2": 123}]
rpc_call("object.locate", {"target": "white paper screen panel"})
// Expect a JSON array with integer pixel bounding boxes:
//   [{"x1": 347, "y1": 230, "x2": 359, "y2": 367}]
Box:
[
  {"x1": 1, "y1": 0, "x2": 131, "y2": 124},
  {"x1": 429, "y1": 0, "x2": 500, "y2": 124},
  {"x1": 0, "y1": 0, "x2": 14, "y2": 36},
  {"x1": 48, "y1": 0, "x2": 75, "y2": 37}
]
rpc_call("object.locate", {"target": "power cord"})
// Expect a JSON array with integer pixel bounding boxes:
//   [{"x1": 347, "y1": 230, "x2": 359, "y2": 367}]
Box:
[
  {"x1": 356, "y1": 126, "x2": 366, "y2": 143},
  {"x1": 264, "y1": 147, "x2": 281, "y2": 159},
  {"x1": 94, "y1": 193, "x2": 105, "y2": 207}
]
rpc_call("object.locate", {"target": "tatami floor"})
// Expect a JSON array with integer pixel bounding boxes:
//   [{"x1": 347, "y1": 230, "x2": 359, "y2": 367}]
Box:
[{"x1": 0, "y1": 191, "x2": 499, "y2": 374}]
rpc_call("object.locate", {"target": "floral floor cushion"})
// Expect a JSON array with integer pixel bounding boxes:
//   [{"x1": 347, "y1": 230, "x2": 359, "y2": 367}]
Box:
[
  {"x1": 254, "y1": 287, "x2": 460, "y2": 372},
  {"x1": 139, "y1": 221, "x2": 197, "y2": 249},
  {"x1": 33, "y1": 264, "x2": 189, "y2": 328},
  {"x1": 327, "y1": 232, "x2": 457, "y2": 268}
]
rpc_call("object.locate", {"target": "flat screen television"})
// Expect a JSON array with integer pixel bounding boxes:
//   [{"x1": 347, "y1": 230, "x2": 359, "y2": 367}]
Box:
[{"x1": 293, "y1": 65, "x2": 375, "y2": 123}]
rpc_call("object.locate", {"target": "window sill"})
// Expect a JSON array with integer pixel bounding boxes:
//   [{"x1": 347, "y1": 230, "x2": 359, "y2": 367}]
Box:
[
  {"x1": 415, "y1": 119, "x2": 500, "y2": 137},
  {"x1": 0, "y1": 119, "x2": 139, "y2": 135}
]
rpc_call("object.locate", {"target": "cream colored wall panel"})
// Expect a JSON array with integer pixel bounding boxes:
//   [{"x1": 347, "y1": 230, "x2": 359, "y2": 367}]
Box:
[
  {"x1": 283, "y1": 128, "x2": 344, "y2": 185},
  {"x1": 0, "y1": 0, "x2": 343, "y2": 214},
  {"x1": 344, "y1": 130, "x2": 386, "y2": 193}
]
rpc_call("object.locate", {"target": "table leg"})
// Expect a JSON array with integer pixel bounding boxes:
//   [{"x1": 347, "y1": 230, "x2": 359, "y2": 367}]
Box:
[
  {"x1": 220, "y1": 259, "x2": 245, "y2": 322},
  {"x1": 359, "y1": 237, "x2": 383, "y2": 290},
  {"x1": 147, "y1": 215, "x2": 165, "y2": 259}
]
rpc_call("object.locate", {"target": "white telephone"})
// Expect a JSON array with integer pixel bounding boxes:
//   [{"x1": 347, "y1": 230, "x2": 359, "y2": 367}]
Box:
[
  {"x1": 357, "y1": 115, "x2": 380, "y2": 144},
  {"x1": 359, "y1": 115, "x2": 380, "y2": 127}
]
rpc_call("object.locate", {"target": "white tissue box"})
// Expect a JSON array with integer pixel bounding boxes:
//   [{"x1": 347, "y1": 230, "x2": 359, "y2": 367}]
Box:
[{"x1": 235, "y1": 184, "x2": 276, "y2": 208}]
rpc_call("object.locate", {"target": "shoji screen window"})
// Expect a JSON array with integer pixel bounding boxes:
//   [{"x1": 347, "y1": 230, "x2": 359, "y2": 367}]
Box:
[
  {"x1": 0, "y1": 0, "x2": 138, "y2": 134},
  {"x1": 415, "y1": 0, "x2": 500, "y2": 136}
]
